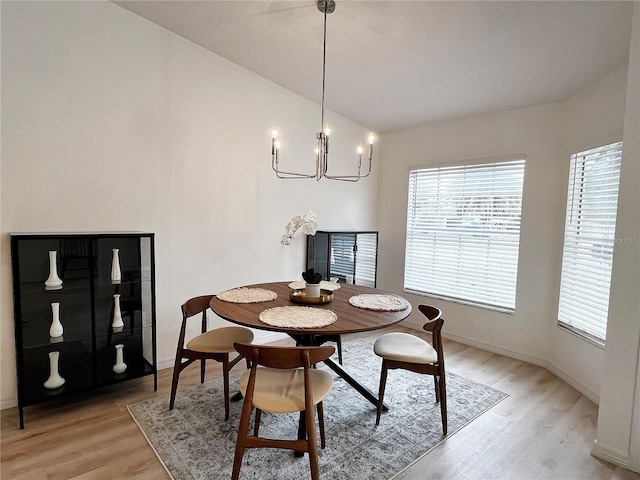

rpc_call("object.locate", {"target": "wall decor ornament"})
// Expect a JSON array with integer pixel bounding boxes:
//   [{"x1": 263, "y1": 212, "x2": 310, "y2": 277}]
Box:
[
  {"x1": 44, "y1": 250, "x2": 63, "y2": 290},
  {"x1": 49, "y1": 302, "x2": 63, "y2": 338},
  {"x1": 111, "y1": 248, "x2": 121, "y2": 284},
  {"x1": 111, "y1": 294, "x2": 124, "y2": 329},
  {"x1": 113, "y1": 344, "x2": 127, "y2": 374},
  {"x1": 43, "y1": 351, "x2": 65, "y2": 389},
  {"x1": 281, "y1": 211, "x2": 318, "y2": 246}
]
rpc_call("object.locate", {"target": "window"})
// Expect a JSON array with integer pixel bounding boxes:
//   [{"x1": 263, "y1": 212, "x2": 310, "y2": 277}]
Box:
[
  {"x1": 404, "y1": 158, "x2": 526, "y2": 312},
  {"x1": 558, "y1": 142, "x2": 622, "y2": 344}
]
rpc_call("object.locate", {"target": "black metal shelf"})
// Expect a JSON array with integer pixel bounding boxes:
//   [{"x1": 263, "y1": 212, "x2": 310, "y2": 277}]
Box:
[{"x1": 10, "y1": 232, "x2": 157, "y2": 428}]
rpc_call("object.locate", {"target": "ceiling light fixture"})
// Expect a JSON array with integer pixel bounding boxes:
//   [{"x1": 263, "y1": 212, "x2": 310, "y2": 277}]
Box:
[{"x1": 271, "y1": 0, "x2": 374, "y2": 182}]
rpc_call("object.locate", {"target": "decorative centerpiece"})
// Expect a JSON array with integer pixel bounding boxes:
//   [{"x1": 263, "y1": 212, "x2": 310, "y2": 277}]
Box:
[
  {"x1": 111, "y1": 294, "x2": 124, "y2": 330},
  {"x1": 289, "y1": 288, "x2": 334, "y2": 305},
  {"x1": 111, "y1": 248, "x2": 121, "y2": 284},
  {"x1": 281, "y1": 210, "x2": 318, "y2": 246},
  {"x1": 113, "y1": 344, "x2": 127, "y2": 374},
  {"x1": 44, "y1": 250, "x2": 63, "y2": 290},
  {"x1": 302, "y1": 268, "x2": 323, "y2": 297},
  {"x1": 44, "y1": 351, "x2": 65, "y2": 390},
  {"x1": 49, "y1": 302, "x2": 63, "y2": 338}
]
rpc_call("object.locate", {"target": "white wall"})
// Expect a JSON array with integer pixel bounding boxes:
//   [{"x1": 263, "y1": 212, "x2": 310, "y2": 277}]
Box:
[
  {"x1": 378, "y1": 23, "x2": 638, "y2": 466},
  {"x1": 594, "y1": 3, "x2": 640, "y2": 471},
  {"x1": 0, "y1": 1, "x2": 378, "y2": 408},
  {"x1": 378, "y1": 101, "x2": 564, "y2": 365},
  {"x1": 377, "y1": 64, "x2": 628, "y2": 403}
]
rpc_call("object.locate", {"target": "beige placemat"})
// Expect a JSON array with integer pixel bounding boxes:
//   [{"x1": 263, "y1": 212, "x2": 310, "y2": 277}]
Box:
[
  {"x1": 348, "y1": 294, "x2": 410, "y2": 312},
  {"x1": 259, "y1": 306, "x2": 337, "y2": 328},
  {"x1": 288, "y1": 280, "x2": 341, "y2": 291},
  {"x1": 216, "y1": 287, "x2": 277, "y2": 303}
]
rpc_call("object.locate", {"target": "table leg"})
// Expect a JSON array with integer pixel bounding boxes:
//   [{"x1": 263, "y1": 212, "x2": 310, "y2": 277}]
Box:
[
  {"x1": 322, "y1": 357, "x2": 388, "y2": 411},
  {"x1": 289, "y1": 333, "x2": 388, "y2": 411}
]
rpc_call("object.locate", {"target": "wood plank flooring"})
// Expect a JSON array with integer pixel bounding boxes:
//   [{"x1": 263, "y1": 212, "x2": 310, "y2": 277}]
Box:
[{"x1": 2, "y1": 327, "x2": 639, "y2": 480}]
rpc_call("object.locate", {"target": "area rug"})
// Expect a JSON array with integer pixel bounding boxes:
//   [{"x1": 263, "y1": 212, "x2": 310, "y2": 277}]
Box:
[{"x1": 128, "y1": 340, "x2": 507, "y2": 480}]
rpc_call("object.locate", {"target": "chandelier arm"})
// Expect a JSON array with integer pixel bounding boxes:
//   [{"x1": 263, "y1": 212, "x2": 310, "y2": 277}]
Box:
[
  {"x1": 272, "y1": 151, "x2": 317, "y2": 179},
  {"x1": 273, "y1": 168, "x2": 318, "y2": 179},
  {"x1": 323, "y1": 143, "x2": 373, "y2": 181}
]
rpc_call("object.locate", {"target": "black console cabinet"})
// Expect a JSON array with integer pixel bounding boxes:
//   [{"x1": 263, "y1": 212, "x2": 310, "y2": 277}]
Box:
[
  {"x1": 306, "y1": 230, "x2": 378, "y2": 287},
  {"x1": 10, "y1": 232, "x2": 157, "y2": 428}
]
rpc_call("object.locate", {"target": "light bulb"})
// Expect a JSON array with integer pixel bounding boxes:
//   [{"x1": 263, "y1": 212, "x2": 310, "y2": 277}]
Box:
[
  {"x1": 357, "y1": 145, "x2": 363, "y2": 154},
  {"x1": 324, "y1": 125, "x2": 331, "y2": 136},
  {"x1": 368, "y1": 133, "x2": 375, "y2": 145},
  {"x1": 272, "y1": 129, "x2": 278, "y2": 139},
  {"x1": 274, "y1": 140, "x2": 281, "y2": 150}
]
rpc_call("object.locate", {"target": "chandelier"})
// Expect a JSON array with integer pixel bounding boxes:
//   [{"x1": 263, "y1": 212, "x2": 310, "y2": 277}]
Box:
[{"x1": 271, "y1": 0, "x2": 374, "y2": 182}]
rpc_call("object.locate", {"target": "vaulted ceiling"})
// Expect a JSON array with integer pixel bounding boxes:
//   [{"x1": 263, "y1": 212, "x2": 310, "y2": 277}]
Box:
[{"x1": 114, "y1": 1, "x2": 634, "y2": 133}]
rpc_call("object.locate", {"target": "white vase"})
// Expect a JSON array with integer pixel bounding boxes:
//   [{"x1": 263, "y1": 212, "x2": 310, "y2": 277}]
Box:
[
  {"x1": 110, "y1": 248, "x2": 121, "y2": 284},
  {"x1": 111, "y1": 294, "x2": 124, "y2": 329},
  {"x1": 44, "y1": 351, "x2": 65, "y2": 389},
  {"x1": 44, "y1": 250, "x2": 63, "y2": 290},
  {"x1": 49, "y1": 302, "x2": 63, "y2": 338},
  {"x1": 113, "y1": 344, "x2": 127, "y2": 373},
  {"x1": 305, "y1": 283, "x2": 321, "y2": 298}
]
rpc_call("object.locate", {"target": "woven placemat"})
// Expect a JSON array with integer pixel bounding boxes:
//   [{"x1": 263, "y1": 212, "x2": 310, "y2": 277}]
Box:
[
  {"x1": 348, "y1": 294, "x2": 410, "y2": 312},
  {"x1": 216, "y1": 287, "x2": 277, "y2": 303},
  {"x1": 259, "y1": 306, "x2": 337, "y2": 328},
  {"x1": 288, "y1": 280, "x2": 341, "y2": 291}
]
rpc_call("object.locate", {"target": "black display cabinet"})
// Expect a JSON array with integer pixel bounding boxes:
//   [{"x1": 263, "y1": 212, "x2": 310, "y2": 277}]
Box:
[
  {"x1": 10, "y1": 232, "x2": 157, "y2": 428},
  {"x1": 306, "y1": 230, "x2": 378, "y2": 287}
]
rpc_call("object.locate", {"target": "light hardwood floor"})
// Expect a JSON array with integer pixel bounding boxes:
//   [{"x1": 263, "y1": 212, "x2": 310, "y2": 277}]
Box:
[{"x1": 2, "y1": 327, "x2": 639, "y2": 480}]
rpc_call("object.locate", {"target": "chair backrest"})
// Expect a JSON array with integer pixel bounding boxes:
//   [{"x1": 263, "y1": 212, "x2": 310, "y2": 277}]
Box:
[
  {"x1": 419, "y1": 304, "x2": 445, "y2": 364},
  {"x1": 234, "y1": 343, "x2": 335, "y2": 370},
  {"x1": 181, "y1": 295, "x2": 214, "y2": 319},
  {"x1": 178, "y1": 295, "x2": 215, "y2": 344}
]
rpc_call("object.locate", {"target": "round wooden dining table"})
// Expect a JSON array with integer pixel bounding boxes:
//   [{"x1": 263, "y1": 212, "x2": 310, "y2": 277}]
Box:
[{"x1": 209, "y1": 281, "x2": 412, "y2": 409}]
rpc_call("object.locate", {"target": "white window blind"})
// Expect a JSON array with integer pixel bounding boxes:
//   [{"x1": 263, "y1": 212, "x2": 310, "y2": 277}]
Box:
[
  {"x1": 354, "y1": 233, "x2": 378, "y2": 287},
  {"x1": 404, "y1": 158, "x2": 525, "y2": 311},
  {"x1": 330, "y1": 234, "x2": 355, "y2": 281},
  {"x1": 558, "y1": 142, "x2": 622, "y2": 343}
]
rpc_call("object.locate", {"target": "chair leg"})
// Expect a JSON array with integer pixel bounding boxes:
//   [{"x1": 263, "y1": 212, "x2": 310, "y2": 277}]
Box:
[
  {"x1": 336, "y1": 337, "x2": 343, "y2": 365},
  {"x1": 305, "y1": 403, "x2": 320, "y2": 480},
  {"x1": 434, "y1": 375, "x2": 440, "y2": 403},
  {"x1": 169, "y1": 354, "x2": 183, "y2": 410},
  {"x1": 222, "y1": 356, "x2": 230, "y2": 421},
  {"x1": 376, "y1": 360, "x2": 388, "y2": 425},
  {"x1": 317, "y1": 402, "x2": 326, "y2": 449},
  {"x1": 200, "y1": 358, "x2": 206, "y2": 384},
  {"x1": 439, "y1": 374, "x2": 448, "y2": 435},
  {"x1": 254, "y1": 409, "x2": 262, "y2": 436},
  {"x1": 232, "y1": 398, "x2": 254, "y2": 480}
]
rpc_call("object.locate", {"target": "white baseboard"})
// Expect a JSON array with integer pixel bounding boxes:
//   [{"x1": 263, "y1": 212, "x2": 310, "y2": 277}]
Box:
[
  {"x1": 1, "y1": 398, "x2": 17, "y2": 410},
  {"x1": 592, "y1": 439, "x2": 630, "y2": 468},
  {"x1": 440, "y1": 331, "x2": 600, "y2": 404}
]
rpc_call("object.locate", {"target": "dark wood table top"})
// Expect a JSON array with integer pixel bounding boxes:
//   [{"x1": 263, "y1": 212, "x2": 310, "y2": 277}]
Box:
[{"x1": 209, "y1": 281, "x2": 412, "y2": 335}]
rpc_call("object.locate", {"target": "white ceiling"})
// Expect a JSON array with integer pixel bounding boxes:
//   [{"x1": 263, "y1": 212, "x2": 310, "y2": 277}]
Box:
[{"x1": 114, "y1": 1, "x2": 634, "y2": 133}]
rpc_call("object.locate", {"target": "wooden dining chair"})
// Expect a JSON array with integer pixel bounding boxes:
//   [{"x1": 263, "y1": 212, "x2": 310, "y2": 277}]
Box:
[
  {"x1": 169, "y1": 295, "x2": 254, "y2": 420},
  {"x1": 297, "y1": 334, "x2": 343, "y2": 364},
  {"x1": 373, "y1": 305, "x2": 447, "y2": 434},
  {"x1": 231, "y1": 343, "x2": 335, "y2": 480}
]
